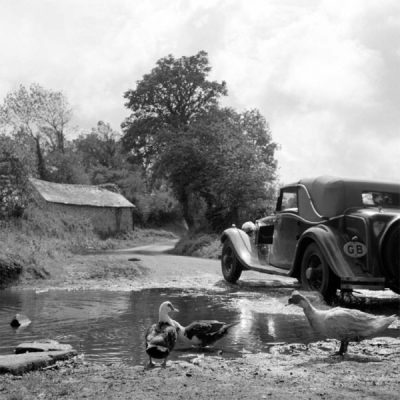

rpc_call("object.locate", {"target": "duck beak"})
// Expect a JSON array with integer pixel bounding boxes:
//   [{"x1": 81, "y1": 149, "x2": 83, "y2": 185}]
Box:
[{"x1": 172, "y1": 306, "x2": 179, "y2": 312}]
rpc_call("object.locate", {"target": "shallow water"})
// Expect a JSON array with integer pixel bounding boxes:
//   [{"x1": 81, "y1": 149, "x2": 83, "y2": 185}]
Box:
[{"x1": 0, "y1": 288, "x2": 398, "y2": 366}]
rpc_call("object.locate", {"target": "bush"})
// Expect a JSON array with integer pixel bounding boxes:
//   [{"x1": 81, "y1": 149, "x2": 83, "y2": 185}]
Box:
[
  {"x1": 171, "y1": 233, "x2": 221, "y2": 259},
  {"x1": 133, "y1": 188, "x2": 182, "y2": 227}
]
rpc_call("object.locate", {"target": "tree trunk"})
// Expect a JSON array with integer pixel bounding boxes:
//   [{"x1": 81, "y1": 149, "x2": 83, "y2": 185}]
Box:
[
  {"x1": 231, "y1": 206, "x2": 239, "y2": 227},
  {"x1": 180, "y1": 191, "x2": 194, "y2": 230},
  {"x1": 57, "y1": 130, "x2": 65, "y2": 153},
  {"x1": 35, "y1": 137, "x2": 47, "y2": 180}
]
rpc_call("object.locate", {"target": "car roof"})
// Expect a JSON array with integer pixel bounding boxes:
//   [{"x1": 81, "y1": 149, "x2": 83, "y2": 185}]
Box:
[{"x1": 284, "y1": 175, "x2": 400, "y2": 217}]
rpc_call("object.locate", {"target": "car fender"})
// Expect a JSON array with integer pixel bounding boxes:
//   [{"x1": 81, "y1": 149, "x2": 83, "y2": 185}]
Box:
[
  {"x1": 379, "y1": 215, "x2": 400, "y2": 250},
  {"x1": 221, "y1": 227, "x2": 255, "y2": 270},
  {"x1": 294, "y1": 225, "x2": 357, "y2": 279}
]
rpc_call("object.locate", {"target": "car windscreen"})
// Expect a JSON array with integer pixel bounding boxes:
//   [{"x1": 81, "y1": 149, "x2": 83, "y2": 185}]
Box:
[{"x1": 362, "y1": 191, "x2": 400, "y2": 208}]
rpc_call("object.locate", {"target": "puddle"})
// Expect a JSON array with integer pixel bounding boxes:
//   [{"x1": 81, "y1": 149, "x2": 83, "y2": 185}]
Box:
[{"x1": 0, "y1": 288, "x2": 399, "y2": 366}]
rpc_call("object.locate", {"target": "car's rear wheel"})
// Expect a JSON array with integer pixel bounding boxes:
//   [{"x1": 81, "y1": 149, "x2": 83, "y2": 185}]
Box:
[
  {"x1": 300, "y1": 243, "x2": 338, "y2": 299},
  {"x1": 382, "y1": 222, "x2": 400, "y2": 294},
  {"x1": 221, "y1": 240, "x2": 243, "y2": 283}
]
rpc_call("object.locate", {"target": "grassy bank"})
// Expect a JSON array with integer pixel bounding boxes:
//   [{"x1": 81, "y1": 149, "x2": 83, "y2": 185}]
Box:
[
  {"x1": 169, "y1": 233, "x2": 221, "y2": 259},
  {"x1": 0, "y1": 203, "x2": 177, "y2": 288}
]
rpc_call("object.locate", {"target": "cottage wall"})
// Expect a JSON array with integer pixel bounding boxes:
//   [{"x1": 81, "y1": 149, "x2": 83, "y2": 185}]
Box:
[{"x1": 46, "y1": 203, "x2": 133, "y2": 234}]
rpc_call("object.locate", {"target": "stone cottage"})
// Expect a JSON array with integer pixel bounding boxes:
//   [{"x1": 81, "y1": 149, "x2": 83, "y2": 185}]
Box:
[{"x1": 29, "y1": 178, "x2": 135, "y2": 235}]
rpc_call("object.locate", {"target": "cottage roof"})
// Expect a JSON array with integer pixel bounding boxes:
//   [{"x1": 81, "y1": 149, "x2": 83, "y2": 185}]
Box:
[{"x1": 30, "y1": 178, "x2": 135, "y2": 208}]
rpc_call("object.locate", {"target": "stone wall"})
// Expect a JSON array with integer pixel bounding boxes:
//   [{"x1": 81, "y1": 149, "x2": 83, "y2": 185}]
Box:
[{"x1": 46, "y1": 203, "x2": 133, "y2": 235}]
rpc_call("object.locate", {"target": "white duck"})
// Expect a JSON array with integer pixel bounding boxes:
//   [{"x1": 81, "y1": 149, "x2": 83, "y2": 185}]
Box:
[
  {"x1": 145, "y1": 301, "x2": 179, "y2": 368},
  {"x1": 173, "y1": 319, "x2": 239, "y2": 348},
  {"x1": 288, "y1": 291, "x2": 397, "y2": 355}
]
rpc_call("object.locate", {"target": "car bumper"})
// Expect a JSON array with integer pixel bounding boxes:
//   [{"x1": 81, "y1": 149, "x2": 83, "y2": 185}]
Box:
[{"x1": 340, "y1": 276, "x2": 385, "y2": 291}]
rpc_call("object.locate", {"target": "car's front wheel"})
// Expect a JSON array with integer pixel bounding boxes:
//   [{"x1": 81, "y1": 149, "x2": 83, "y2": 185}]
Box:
[
  {"x1": 300, "y1": 243, "x2": 338, "y2": 299},
  {"x1": 382, "y1": 222, "x2": 400, "y2": 293},
  {"x1": 221, "y1": 240, "x2": 243, "y2": 283}
]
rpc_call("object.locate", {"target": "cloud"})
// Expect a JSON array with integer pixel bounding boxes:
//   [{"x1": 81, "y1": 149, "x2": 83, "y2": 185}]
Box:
[{"x1": 0, "y1": 0, "x2": 399, "y2": 183}]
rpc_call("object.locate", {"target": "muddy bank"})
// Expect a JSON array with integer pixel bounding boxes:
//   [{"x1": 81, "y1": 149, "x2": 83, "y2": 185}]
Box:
[
  {"x1": 0, "y1": 257, "x2": 22, "y2": 289},
  {"x1": 2, "y1": 337, "x2": 400, "y2": 399}
]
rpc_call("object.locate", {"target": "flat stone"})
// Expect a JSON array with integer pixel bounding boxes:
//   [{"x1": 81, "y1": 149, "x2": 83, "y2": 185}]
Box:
[
  {"x1": 0, "y1": 350, "x2": 78, "y2": 375},
  {"x1": 15, "y1": 340, "x2": 73, "y2": 354}
]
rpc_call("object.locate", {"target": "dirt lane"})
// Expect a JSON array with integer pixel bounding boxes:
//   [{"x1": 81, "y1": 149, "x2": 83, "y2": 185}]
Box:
[{"x1": 18, "y1": 240, "x2": 298, "y2": 292}]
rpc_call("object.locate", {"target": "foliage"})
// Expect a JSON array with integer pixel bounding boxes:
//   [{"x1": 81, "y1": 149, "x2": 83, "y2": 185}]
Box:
[
  {"x1": 74, "y1": 121, "x2": 122, "y2": 170},
  {"x1": 45, "y1": 149, "x2": 90, "y2": 184},
  {"x1": 0, "y1": 83, "x2": 73, "y2": 179},
  {"x1": 0, "y1": 83, "x2": 72, "y2": 152},
  {"x1": 122, "y1": 51, "x2": 278, "y2": 231},
  {"x1": 0, "y1": 134, "x2": 35, "y2": 183},
  {"x1": 144, "y1": 187, "x2": 182, "y2": 226},
  {"x1": 123, "y1": 50, "x2": 227, "y2": 128},
  {"x1": 171, "y1": 233, "x2": 221, "y2": 259},
  {"x1": 0, "y1": 135, "x2": 35, "y2": 216},
  {"x1": 155, "y1": 107, "x2": 278, "y2": 230},
  {"x1": 121, "y1": 51, "x2": 227, "y2": 172}
]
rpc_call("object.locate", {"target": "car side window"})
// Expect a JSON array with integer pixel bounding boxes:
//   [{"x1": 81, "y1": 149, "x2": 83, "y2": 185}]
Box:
[{"x1": 280, "y1": 190, "x2": 298, "y2": 212}]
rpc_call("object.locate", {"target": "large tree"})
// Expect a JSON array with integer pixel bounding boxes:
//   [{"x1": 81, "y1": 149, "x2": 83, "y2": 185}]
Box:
[
  {"x1": 121, "y1": 51, "x2": 227, "y2": 171},
  {"x1": 122, "y1": 51, "x2": 278, "y2": 230},
  {"x1": 0, "y1": 84, "x2": 72, "y2": 178}
]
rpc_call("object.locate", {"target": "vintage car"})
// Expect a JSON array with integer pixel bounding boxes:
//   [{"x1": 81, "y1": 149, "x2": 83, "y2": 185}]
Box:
[{"x1": 221, "y1": 176, "x2": 400, "y2": 298}]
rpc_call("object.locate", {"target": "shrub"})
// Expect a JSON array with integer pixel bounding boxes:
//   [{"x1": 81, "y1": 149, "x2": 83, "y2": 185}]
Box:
[{"x1": 171, "y1": 233, "x2": 221, "y2": 259}]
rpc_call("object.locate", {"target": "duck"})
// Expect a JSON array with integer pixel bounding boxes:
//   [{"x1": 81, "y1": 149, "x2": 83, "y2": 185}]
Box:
[
  {"x1": 287, "y1": 290, "x2": 397, "y2": 355},
  {"x1": 145, "y1": 301, "x2": 179, "y2": 368},
  {"x1": 173, "y1": 319, "x2": 239, "y2": 348}
]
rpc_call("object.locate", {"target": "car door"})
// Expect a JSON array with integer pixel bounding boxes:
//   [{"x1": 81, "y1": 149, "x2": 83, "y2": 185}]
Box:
[{"x1": 269, "y1": 187, "x2": 299, "y2": 269}]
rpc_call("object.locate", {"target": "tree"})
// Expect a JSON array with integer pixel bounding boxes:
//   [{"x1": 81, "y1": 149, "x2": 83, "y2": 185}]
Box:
[
  {"x1": 45, "y1": 149, "x2": 90, "y2": 184},
  {"x1": 0, "y1": 84, "x2": 72, "y2": 178},
  {"x1": 121, "y1": 51, "x2": 227, "y2": 172},
  {"x1": 0, "y1": 134, "x2": 35, "y2": 216},
  {"x1": 204, "y1": 108, "x2": 278, "y2": 229},
  {"x1": 122, "y1": 51, "x2": 278, "y2": 231},
  {"x1": 33, "y1": 85, "x2": 72, "y2": 153},
  {"x1": 155, "y1": 107, "x2": 278, "y2": 230},
  {"x1": 75, "y1": 121, "x2": 122, "y2": 170}
]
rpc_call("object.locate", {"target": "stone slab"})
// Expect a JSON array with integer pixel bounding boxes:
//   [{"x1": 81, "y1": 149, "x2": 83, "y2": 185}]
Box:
[
  {"x1": 15, "y1": 340, "x2": 73, "y2": 354},
  {"x1": 0, "y1": 350, "x2": 78, "y2": 375}
]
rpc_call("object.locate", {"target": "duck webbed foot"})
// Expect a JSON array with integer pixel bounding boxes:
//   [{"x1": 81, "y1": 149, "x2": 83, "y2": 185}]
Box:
[
  {"x1": 161, "y1": 358, "x2": 168, "y2": 368},
  {"x1": 146, "y1": 358, "x2": 155, "y2": 369},
  {"x1": 335, "y1": 340, "x2": 348, "y2": 356}
]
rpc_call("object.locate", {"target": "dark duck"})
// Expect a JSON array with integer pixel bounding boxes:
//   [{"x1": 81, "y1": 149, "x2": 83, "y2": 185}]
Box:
[
  {"x1": 145, "y1": 301, "x2": 179, "y2": 368},
  {"x1": 288, "y1": 291, "x2": 397, "y2": 355},
  {"x1": 174, "y1": 319, "x2": 239, "y2": 348}
]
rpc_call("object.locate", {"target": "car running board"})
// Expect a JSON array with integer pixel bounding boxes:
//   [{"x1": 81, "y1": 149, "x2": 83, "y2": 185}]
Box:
[{"x1": 245, "y1": 263, "x2": 291, "y2": 277}]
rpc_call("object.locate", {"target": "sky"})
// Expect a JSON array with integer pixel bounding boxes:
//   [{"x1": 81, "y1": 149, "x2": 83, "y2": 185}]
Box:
[{"x1": 1, "y1": 0, "x2": 399, "y2": 185}]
